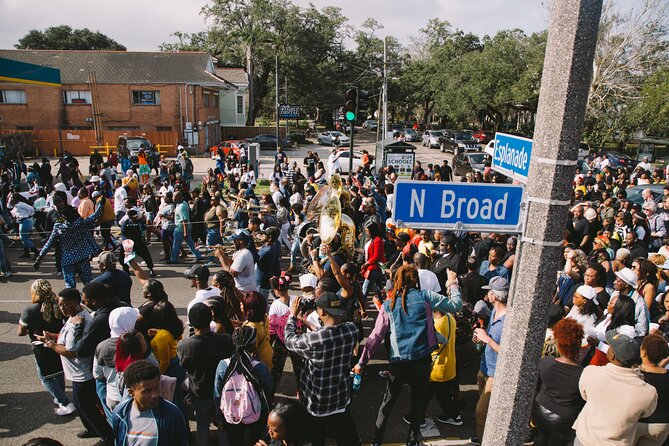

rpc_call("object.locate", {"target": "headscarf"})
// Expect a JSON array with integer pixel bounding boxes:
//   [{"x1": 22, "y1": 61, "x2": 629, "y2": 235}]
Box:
[
  {"x1": 108, "y1": 307, "x2": 139, "y2": 338},
  {"x1": 32, "y1": 279, "x2": 62, "y2": 324}
]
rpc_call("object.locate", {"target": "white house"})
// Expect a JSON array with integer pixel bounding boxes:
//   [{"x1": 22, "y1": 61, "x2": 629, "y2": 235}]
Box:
[{"x1": 216, "y1": 67, "x2": 248, "y2": 126}]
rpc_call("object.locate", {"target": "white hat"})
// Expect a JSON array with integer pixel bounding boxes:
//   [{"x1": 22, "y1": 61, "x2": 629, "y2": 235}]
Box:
[
  {"x1": 584, "y1": 208, "x2": 597, "y2": 222},
  {"x1": 109, "y1": 307, "x2": 139, "y2": 338},
  {"x1": 615, "y1": 267, "x2": 638, "y2": 288},
  {"x1": 576, "y1": 285, "x2": 598, "y2": 304},
  {"x1": 90, "y1": 175, "x2": 101, "y2": 182},
  {"x1": 299, "y1": 273, "x2": 318, "y2": 290}
]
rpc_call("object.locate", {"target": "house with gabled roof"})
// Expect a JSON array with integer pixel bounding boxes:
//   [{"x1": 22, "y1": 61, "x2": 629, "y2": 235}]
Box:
[{"x1": 0, "y1": 49, "x2": 236, "y2": 150}]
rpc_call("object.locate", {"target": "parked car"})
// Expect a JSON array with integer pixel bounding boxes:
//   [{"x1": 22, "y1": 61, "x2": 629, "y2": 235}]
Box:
[
  {"x1": 362, "y1": 120, "x2": 378, "y2": 130},
  {"x1": 390, "y1": 123, "x2": 404, "y2": 138},
  {"x1": 244, "y1": 134, "x2": 293, "y2": 149},
  {"x1": 440, "y1": 131, "x2": 480, "y2": 153},
  {"x1": 210, "y1": 140, "x2": 244, "y2": 159},
  {"x1": 605, "y1": 151, "x2": 634, "y2": 169},
  {"x1": 317, "y1": 131, "x2": 350, "y2": 146},
  {"x1": 473, "y1": 130, "x2": 494, "y2": 144},
  {"x1": 577, "y1": 142, "x2": 592, "y2": 159},
  {"x1": 422, "y1": 130, "x2": 444, "y2": 148},
  {"x1": 402, "y1": 128, "x2": 420, "y2": 142},
  {"x1": 626, "y1": 184, "x2": 665, "y2": 206},
  {"x1": 453, "y1": 151, "x2": 490, "y2": 176},
  {"x1": 335, "y1": 149, "x2": 375, "y2": 174},
  {"x1": 117, "y1": 136, "x2": 154, "y2": 157}
]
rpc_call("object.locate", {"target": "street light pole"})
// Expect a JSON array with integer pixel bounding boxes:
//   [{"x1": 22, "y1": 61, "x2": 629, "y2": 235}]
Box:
[
  {"x1": 381, "y1": 36, "x2": 388, "y2": 167},
  {"x1": 275, "y1": 54, "x2": 279, "y2": 152}
]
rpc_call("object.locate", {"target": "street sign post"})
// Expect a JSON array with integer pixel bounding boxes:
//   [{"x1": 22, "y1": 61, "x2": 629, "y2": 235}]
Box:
[
  {"x1": 491, "y1": 132, "x2": 533, "y2": 183},
  {"x1": 392, "y1": 180, "x2": 526, "y2": 233},
  {"x1": 278, "y1": 104, "x2": 300, "y2": 119}
]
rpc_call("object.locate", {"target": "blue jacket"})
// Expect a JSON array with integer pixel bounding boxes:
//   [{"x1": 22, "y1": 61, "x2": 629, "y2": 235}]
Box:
[
  {"x1": 360, "y1": 286, "x2": 463, "y2": 364},
  {"x1": 112, "y1": 397, "x2": 187, "y2": 446}
]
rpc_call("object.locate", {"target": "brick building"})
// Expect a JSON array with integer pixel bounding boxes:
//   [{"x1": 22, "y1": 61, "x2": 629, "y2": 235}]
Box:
[{"x1": 0, "y1": 50, "x2": 236, "y2": 150}]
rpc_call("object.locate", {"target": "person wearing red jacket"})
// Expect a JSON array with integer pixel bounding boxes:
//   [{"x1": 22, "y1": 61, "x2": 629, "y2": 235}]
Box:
[{"x1": 361, "y1": 221, "x2": 386, "y2": 299}]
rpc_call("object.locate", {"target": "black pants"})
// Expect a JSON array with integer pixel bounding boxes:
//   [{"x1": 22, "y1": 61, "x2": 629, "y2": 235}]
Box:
[
  {"x1": 532, "y1": 401, "x2": 577, "y2": 446},
  {"x1": 72, "y1": 379, "x2": 112, "y2": 441},
  {"x1": 372, "y1": 356, "x2": 431, "y2": 444},
  {"x1": 310, "y1": 405, "x2": 361, "y2": 446},
  {"x1": 99, "y1": 220, "x2": 114, "y2": 250},
  {"x1": 270, "y1": 335, "x2": 303, "y2": 392},
  {"x1": 423, "y1": 379, "x2": 460, "y2": 420}
]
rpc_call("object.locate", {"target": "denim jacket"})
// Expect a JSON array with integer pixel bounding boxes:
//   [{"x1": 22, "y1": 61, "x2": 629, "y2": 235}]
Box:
[
  {"x1": 112, "y1": 397, "x2": 187, "y2": 446},
  {"x1": 359, "y1": 286, "x2": 463, "y2": 364}
]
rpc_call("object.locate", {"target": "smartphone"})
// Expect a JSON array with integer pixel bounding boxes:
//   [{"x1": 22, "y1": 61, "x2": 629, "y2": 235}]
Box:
[{"x1": 31, "y1": 341, "x2": 44, "y2": 346}]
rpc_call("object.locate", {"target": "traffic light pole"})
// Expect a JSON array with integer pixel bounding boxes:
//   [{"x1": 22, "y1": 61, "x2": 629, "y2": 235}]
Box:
[{"x1": 348, "y1": 121, "x2": 354, "y2": 174}]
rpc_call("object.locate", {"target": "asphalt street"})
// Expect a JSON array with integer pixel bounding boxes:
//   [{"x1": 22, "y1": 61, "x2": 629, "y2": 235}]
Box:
[{"x1": 0, "y1": 130, "x2": 483, "y2": 446}]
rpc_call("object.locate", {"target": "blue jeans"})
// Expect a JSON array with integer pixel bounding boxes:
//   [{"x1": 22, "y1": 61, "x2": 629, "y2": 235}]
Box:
[
  {"x1": 362, "y1": 268, "x2": 383, "y2": 298},
  {"x1": 206, "y1": 228, "x2": 222, "y2": 262},
  {"x1": 95, "y1": 379, "x2": 114, "y2": 425},
  {"x1": 171, "y1": 229, "x2": 202, "y2": 263},
  {"x1": 19, "y1": 218, "x2": 35, "y2": 249},
  {"x1": 290, "y1": 235, "x2": 301, "y2": 266},
  {"x1": 36, "y1": 361, "x2": 70, "y2": 406}
]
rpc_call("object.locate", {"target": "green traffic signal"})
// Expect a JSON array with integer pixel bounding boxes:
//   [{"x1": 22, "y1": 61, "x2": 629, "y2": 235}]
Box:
[{"x1": 345, "y1": 111, "x2": 356, "y2": 121}]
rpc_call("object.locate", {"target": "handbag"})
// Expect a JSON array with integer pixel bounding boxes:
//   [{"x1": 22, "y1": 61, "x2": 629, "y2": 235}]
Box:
[{"x1": 33, "y1": 344, "x2": 64, "y2": 379}]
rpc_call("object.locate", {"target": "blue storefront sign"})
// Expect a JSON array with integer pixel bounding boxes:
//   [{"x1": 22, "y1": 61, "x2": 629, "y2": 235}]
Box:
[
  {"x1": 491, "y1": 132, "x2": 533, "y2": 183},
  {"x1": 278, "y1": 105, "x2": 300, "y2": 119},
  {"x1": 392, "y1": 180, "x2": 526, "y2": 233}
]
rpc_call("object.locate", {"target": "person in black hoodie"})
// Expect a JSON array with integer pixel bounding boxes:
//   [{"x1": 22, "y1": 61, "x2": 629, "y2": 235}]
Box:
[
  {"x1": 178, "y1": 303, "x2": 234, "y2": 446},
  {"x1": 121, "y1": 208, "x2": 156, "y2": 277}
]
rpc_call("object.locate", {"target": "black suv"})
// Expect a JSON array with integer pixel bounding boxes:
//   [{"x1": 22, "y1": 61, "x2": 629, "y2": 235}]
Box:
[{"x1": 439, "y1": 130, "x2": 480, "y2": 153}]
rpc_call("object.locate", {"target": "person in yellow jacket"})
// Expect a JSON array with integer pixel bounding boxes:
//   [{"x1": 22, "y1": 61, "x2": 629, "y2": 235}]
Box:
[{"x1": 404, "y1": 308, "x2": 463, "y2": 427}]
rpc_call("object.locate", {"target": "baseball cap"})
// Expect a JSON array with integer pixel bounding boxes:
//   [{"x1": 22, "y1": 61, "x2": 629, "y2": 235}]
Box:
[
  {"x1": 184, "y1": 264, "x2": 210, "y2": 281},
  {"x1": 189, "y1": 302, "x2": 212, "y2": 329},
  {"x1": 576, "y1": 285, "x2": 598, "y2": 304},
  {"x1": 615, "y1": 267, "x2": 638, "y2": 288},
  {"x1": 315, "y1": 292, "x2": 346, "y2": 317},
  {"x1": 482, "y1": 276, "x2": 510, "y2": 292},
  {"x1": 605, "y1": 330, "x2": 640, "y2": 365},
  {"x1": 227, "y1": 229, "x2": 251, "y2": 242},
  {"x1": 299, "y1": 273, "x2": 318, "y2": 290}
]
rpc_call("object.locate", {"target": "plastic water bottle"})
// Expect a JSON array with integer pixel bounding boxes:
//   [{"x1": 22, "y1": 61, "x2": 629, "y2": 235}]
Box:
[{"x1": 352, "y1": 373, "x2": 362, "y2": 391}]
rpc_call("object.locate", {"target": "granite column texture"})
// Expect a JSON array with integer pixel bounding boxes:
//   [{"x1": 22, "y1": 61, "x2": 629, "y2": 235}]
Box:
[{"x1": 481, "y1": 1, "x2": 602, "y2": 445}]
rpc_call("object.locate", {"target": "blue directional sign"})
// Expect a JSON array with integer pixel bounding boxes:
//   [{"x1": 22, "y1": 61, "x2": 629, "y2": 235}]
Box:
[
  {"x1": 491, "y1": 132, "x2": 533, "y2": 183},
  {"x1": 392, "y1": 180, "x2": 526, "y2": 233}
]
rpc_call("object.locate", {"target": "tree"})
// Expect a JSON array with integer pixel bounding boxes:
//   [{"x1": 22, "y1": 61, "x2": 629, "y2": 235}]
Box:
[
  {"x1": 584, "y1": 0, "x2": 669, "y2": 145},
  {"x1": 15, "y1": 25, "x2": 126, "y2": 50},
  {"x1": 627, "y1": 66, "x2": 669, "y2": 138}
]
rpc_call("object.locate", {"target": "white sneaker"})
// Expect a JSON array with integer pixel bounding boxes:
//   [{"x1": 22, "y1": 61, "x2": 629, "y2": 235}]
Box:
[{"x1": 56, "y1": 403, "x2": 76, "y2": 416}]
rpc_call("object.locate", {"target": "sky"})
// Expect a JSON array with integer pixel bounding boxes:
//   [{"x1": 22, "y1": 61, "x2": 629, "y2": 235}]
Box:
[{"x1": 0, "y1": 0, "x2": 549, "y2": 52}]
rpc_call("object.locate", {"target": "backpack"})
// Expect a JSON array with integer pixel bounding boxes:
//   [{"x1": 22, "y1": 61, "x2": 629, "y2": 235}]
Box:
[{"x1": 220, "y1": 360, "x2": 262, "y2": 425}]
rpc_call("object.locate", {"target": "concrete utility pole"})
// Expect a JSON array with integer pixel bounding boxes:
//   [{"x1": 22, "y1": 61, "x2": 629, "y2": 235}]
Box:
[
  {"x1": 381, "y1": 37, "x2": 388, "y2": 158},
  {"x1": 481, "y1": 1, "x2": 602, "y2": 445},
  {"x1": 275, "y1": 54, "x2": 280, "y2": 151}
]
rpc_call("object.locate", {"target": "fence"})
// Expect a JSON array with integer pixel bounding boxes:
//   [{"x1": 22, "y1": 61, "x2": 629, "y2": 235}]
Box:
[
  {"x1": 221, "y1": 126, "x2": 287, "y2": 140},
  {"x1": 0, "y1": 129, "x2": 180, "y2": 157}
]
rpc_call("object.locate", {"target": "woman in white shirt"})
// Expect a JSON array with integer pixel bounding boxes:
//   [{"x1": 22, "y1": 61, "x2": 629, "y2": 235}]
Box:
[
  {"x1": 9, "y1": 195, "x2": 38, "y2": 259},
  {"x1": 566, "y1": 285, "x2": 599, "y2": 342}
]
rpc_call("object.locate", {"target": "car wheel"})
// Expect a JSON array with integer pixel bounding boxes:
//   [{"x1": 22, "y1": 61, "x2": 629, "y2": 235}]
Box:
[{"x1": 317, "y1": 139, "x2": 322, "y2": 145}]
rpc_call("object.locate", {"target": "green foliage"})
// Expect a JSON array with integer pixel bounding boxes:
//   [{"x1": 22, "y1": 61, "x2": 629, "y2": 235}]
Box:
[
  {"x1": 628, "y1": 66, "x2": 669, "y2": 138},
  {"x1": 15, "y1": 25, "x2": 126, "y2": 50}
]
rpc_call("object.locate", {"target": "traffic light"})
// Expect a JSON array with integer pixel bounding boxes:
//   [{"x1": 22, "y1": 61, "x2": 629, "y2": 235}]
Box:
[
  {"x1": 357, "y1": 89, "x2": 369, "y2": 122},
  {"x1": 345, "y1": 88, "x2": 357, "y2": 122}
]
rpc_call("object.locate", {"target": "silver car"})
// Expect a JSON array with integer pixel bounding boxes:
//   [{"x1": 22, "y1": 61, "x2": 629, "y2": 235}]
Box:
[
  {"x1": 422, "y1": 130, "x2": 444, "y2": 148},
  {"x1": 403, "y1": 128, "x2": 420, "y2": 142},
  {"x1": 317, "y1": 131, "x2": 350, "y2": 146}
]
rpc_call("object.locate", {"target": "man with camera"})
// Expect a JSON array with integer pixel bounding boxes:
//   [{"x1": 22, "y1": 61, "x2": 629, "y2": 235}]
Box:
[{"x1": 284, "y1": 292, "x2": 361, "y2": 446}]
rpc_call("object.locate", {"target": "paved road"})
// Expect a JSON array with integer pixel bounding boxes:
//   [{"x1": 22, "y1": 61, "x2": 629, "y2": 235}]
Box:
[{"x1": 0, "y1": 131, "x2": 481, "y2": 446}]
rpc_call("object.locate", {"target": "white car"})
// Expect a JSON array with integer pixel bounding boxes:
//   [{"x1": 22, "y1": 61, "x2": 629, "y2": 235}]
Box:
[
  {"x1": 318, "y1": 131, "x2": 350, "y2": 146},
  {"x1": 422, "y1": 130, "x2": 444, "y2": 148},
  {"x1": 333, "y1": 149, "x2": 374, "y2": 174}
]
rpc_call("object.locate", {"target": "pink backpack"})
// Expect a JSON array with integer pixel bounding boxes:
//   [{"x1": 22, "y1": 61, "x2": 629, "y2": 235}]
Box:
[{"x1": 220, "y1": 361, "x2": 262, "y2": 424}]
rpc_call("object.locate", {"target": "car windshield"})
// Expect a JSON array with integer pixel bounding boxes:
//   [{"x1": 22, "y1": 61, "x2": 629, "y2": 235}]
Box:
[
  {"x1": 467, "y1": 154, "x2": 487, "y2": 164},
  {"x1": 430, "y1": 131, "x2": 443, "y2": 137},
  {"x1": 331, "y1": 132, "x2": 344, "y2": 137},
  {"x1": 127, "y1": 139, "x2": 150, "y2": 149},
  {"x1": 404, "y1": 129, "x2": 416, "y2": 135},
  {"x1": 456, "y1": 133, "x2": 475, "y2": 141}
]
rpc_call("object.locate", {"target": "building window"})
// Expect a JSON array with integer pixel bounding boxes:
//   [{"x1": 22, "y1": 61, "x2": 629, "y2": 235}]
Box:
[
  {"x1": 64, "y1": 90, "x2": 91, "y2": 104},
  {"x1": 0, "y1": 90, "x2": 26, "y2": 104},
  {"x1": 203, "y1": 91, "x2": 210, "y2": 107},
  {"x1": 16, "y1": 126, "x2": 33, "y2": 130},
  {"x1": 60, "y1": 126, "x2": 92, "y2": 130},
  {"x1": 156, "y1": 126, "x2": 172, "y2": 132},
  {"x1": 107, "y1": 126, "x2": 140, "y2": 131},
  {"x1": 236, "y1": 95, "x2": 244, "y2": 114},
  {"x1": 132, "y1": 91, "x2": 160, "y2": 105},
  {"x1": 213, "y1": 92, "x2": 219, "y2": 108}
]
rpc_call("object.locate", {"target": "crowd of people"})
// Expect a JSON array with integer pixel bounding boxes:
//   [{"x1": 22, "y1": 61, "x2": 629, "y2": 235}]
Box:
[{"x1": 2, "y1": 144, "x2": 669, "y2": 446}]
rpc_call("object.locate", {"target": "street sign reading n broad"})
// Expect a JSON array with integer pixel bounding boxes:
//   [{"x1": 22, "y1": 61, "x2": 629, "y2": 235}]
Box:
[
  {"x1": 278, "y1": 105, "x2": 300, "y2": 119},
  {"x1": 392, "y1": 180, "x2": 525, "y2": 233},
  {"x1": 491, "y1": 132, "x2": 533, "y2": 183}
]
